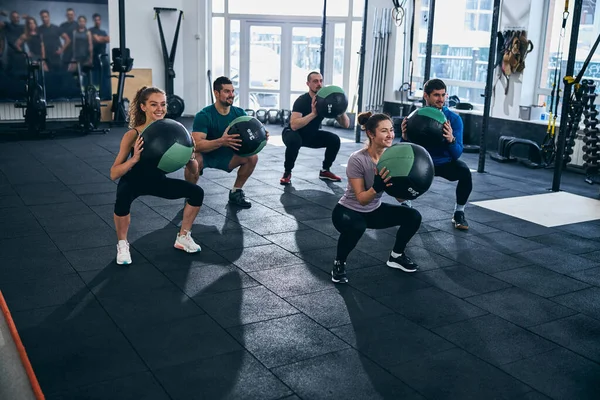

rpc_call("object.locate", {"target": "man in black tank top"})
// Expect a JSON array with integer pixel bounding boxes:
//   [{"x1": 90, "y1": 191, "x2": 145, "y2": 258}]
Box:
[{"x1": 280, "y1": 71, "x2": 350, "y2": 185}]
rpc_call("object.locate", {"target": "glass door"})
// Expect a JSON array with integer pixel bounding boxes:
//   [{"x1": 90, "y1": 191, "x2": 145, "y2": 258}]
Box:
[{"x1": 238, "y1": 21, "x2": 325, "y2": 110}]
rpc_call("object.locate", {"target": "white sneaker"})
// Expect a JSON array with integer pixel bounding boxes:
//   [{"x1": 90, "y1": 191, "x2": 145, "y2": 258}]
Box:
[
  {"x1": 116, "y1": 241, "x2": 132, "y2": 265},
  {"x1": 174, "y1": 231, "x2": 202, "y2": 253}
]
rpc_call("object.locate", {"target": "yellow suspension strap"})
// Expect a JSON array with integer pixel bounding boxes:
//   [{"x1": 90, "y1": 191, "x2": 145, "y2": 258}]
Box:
[{"x1": 547, "y1": 0, "x2": 570, "y2": 138}]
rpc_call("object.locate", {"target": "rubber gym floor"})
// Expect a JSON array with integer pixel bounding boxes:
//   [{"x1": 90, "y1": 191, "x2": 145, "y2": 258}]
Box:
[{"x1": 1, "y1": 118, "x2": 600, "y2": 400}]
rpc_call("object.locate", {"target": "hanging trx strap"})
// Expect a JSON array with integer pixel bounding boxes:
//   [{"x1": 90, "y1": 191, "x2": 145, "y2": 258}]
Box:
[
  {"x1": 154, "y1": 8, "x2": 184, "y2": 74},
  {"x1": 547, "y1": 0, "x2": 570, "y2": 135},
  {"x1": 400, "y1": 0, "x2": 415, "y2": 93}
]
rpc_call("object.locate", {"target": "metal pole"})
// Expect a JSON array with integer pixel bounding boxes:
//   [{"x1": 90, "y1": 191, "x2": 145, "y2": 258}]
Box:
[
  {"x1": 552, "y1": 0, "x2": 584, "y2": 191},
  {"x1": 119, "y1": 0, "x2": 126, "y2": 52},
  {"x1": 367, "y1": 9, "x2": 380, "y2": 111},
  {"x1": 320, "y1": 0, "x2": 327, "y2": 76},
  {"x1": 355, "y1": 0, "x2": 369, "y2": 142},
  {"x1": 423, "y1": 0, "x2": 436, "y2": 83},
  {"x1": 477, "y1": 0, "x2": 502, "y2": 173}
]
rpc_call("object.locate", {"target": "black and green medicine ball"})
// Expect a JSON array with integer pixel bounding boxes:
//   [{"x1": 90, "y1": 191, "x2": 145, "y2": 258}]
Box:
[
  {"x1": 377, "y1": 143, "x2": 435, "y2": 200},
  {"x1": 227, "y1": 116, "x2": 268, "y2": 157},
  {"x1": 405, "y1": 106, "x2": 447, "y2": 148},
  {"x1": 140, "y1": 119, "x2": 194, "y2": 173},
  {"x1": 316, "y1": 85, "x2": 348, "y2": 118}
]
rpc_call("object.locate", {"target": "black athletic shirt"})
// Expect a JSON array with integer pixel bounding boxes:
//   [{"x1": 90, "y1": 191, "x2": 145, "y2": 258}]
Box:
[{"x1": 292, "y1": 92, "x2": 323, "y2": 136}]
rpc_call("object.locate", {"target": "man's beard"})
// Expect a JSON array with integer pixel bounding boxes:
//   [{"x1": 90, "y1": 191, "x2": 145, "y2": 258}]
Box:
[{"x1": 219, "y1": 98, "x2": 233, "y2": 107}]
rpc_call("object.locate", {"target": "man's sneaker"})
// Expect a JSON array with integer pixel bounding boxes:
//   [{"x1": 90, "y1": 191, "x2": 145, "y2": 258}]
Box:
[
  {"x1": 319, "y1": 170, "x2": 342, "y2": 182},
  {"x1": 401, "y1": 200, "x2": 412, "y2": 208},
  {"x1": 116, "y1": 241, "x2": 132, "y2": 265},
  {"x1": 331, "y1": 260, "x2": 348, "y2": 283},
  {"x1": 174, "y1": 231, "x2": 202, "y2": 253},
  {"x1": 280, "y1": 172, "x2": 292, "y2": 185},
  {"x1": 452, "y1": 211, "x2": 469, "y2": 230},
  {"x1": 387, "y1": 253, "x2": 418, "y2": 272},
  {"x1": 228, "y1": 189, "x2": 252, "y2": 208}
]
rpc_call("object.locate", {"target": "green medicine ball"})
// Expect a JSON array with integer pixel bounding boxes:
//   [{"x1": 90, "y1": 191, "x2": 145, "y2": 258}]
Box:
[
  {"x1": 376, "y1": 143, "x2": 435, "y2": 200},
  {"x1": 140, "y1": 119, "x2": 194, "y2": 173},
  {"x1": 316, "y1": 85, "x2": 348, "y2": 118},
  {"x1": 227, "y1": 116, "x2": 268, "y2": 157},
  {"x1": 405, "y1": 106, "x2": 447, "y2": 148}
]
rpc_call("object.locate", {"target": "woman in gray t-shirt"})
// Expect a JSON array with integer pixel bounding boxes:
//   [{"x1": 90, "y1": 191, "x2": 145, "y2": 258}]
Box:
[{"x1": 330, "y1": 112, "x2": 422, "y2": 284}]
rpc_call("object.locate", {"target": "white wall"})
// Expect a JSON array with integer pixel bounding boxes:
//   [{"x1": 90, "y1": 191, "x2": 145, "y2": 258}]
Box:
[{"x1": 107, "y1": 0, "x2": 207, "y2": 116}]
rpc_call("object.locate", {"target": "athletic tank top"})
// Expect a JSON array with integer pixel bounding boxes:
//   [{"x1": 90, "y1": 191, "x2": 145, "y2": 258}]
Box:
[{"x1": 72, "y1": 28, "x2": 90, "y2": 61}]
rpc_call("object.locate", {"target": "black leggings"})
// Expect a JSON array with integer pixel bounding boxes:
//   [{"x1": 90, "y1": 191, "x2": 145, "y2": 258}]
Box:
[
  {"x1": 435, "y1": 159, "x2": 472, "y2": 205},
  {"x1": 282, "y1": 128, "x2": 341, "y2": 172},
  {"x1": 114, "y1": 174, "x2": 204, "y2": 217},
  {"x1": 332, "y1": 203, "x2": 422, "y2": 262}
]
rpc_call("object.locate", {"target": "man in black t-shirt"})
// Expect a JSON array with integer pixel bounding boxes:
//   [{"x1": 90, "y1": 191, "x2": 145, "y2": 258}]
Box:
[
  {"x1": 1, "y1": 11, "x2": 25, "y2": 74},
  {"x1": 280, "y1": 71, "x2": 349, "y2": 185},
  {"x1": 59, "y1": 8, "x2": 78, "y2": 71},
  {"x1": 39, "y1": 10, "x2": 70, "y2": 72},
  {"x1": 90, "y1": 13, "x2": 110, "y2": 98}
]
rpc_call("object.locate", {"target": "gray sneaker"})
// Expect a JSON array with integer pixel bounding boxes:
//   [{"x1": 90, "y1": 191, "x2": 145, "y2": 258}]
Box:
[{"x1": 228, "y1": 189, "x2": 251, "y2": 208}]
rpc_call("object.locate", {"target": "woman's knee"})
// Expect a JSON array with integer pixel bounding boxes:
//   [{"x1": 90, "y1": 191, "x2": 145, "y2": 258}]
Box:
[
  {"x1": 187, "y1": 185, "x2": 205, "y2": 207},
  {"x1": 114, "y1": 198, "x2": 132, "y2": 217}
]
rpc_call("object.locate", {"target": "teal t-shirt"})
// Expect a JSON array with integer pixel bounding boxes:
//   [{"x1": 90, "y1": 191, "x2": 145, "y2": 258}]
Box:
[{"x1": 192, "y1": 105, "x2": 247, "y2": 140}]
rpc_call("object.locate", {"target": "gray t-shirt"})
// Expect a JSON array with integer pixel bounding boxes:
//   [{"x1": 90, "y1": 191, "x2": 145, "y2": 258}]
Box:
[{"x1": 338, "y1": 148, "x2": 383, "y2": 212}]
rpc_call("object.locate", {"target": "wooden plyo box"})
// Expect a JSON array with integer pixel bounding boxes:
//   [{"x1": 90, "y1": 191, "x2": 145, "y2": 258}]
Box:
[{"x1": 101, "y1": 68, "x2": 153, "y2": 122}]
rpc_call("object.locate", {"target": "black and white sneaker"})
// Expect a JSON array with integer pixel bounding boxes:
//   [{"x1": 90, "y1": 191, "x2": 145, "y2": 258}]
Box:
[
  {"x1": 331, "y1": 260, "x2": 348, "y2": 283},
  {"x1": 228, "y1": 189, "x2": 252, "y2": 208},
  {"x1": 386, "y1": 253, "x2": 418, "y2": 272},
  {"x1": 452, "y1": 211, "x2": 469, "y2": 230}
]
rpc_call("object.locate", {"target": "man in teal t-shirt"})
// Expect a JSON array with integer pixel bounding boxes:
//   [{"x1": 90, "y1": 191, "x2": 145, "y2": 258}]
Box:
[{"x1": 185, "y1": 76, "x2": 265, "y2": 208}]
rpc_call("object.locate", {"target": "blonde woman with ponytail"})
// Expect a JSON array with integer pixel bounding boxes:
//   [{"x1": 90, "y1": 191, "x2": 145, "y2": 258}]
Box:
[
  {"x1": 109, "y1": 86, "x2": 205, "y2": 265},
  {"x1": 330, "y1": 112, "x2": 422, "y2": 284}
]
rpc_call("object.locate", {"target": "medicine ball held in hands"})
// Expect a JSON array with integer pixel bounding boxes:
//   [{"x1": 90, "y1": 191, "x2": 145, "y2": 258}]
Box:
[
  {"x1": 376, "y1": 143, "x2": 434, "y2": 200},
  {"x1": 140, "y1": 119, "x2": 194, "y2": 173},
  {"x1": 405, "y1": 106, "x2": 447, "y2": 148},
  {"x1": 227, "y1": 116, "x2": 268, "y2": 157},
  {"x1": 316, "y1": 85, "x2": 348, "y2": 118}
]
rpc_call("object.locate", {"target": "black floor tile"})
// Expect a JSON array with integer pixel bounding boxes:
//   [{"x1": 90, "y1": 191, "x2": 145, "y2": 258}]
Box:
[
  {"x1": 45, "y1": 371, "x2": 170, "y2": 400},
  {"x1": 67, "y1": 181, "x2": 117, "y2": 195},
  {"x1": 198, "y1": 227, "x2": 272, "y2": 251},
  {"x1": 0, "y1": 194, "x2": 23, "y2": 208},
  {"x1": 0, "y1": 251, "x2": 76, "y2": 283},
  {"x1": 240, "y1": 214, "x2": 311, "y2": 236},
  {"x1": 432, "y1": 314, "x2": 557, "y2": 366},
  {"x1": 427, "y1": 218, "x2": 500, "y2": 236},
  {"x1": 443, "y1": 244, "x2": 530, "y2": 274},
  {"x1": 221, "y1": 243, "x2": 305, "y2": 272},
  {"x1": 407, "y1": 230, "x2": 481, "y2": 255},
  {"x1": 502, "y1": 348, "x2": 600, "y2": 400},
  {"x1": 0, "y1": 233, "x2": 59, "y2": 260},
  {"x1": 487, "y1": 219, "x2": 555, "y2": 238},
  {"x1": 127, "y1": 314, "x2": 242, "y2": 370},
  {"x1": 465, "y1": 205, "x2": 515, "y2": 223},
  {"x1": 286, "y1": 287, "x2": 393, "y2": 329},
  {"x1": 80, "y1": 263, "x2": 178, "y2": 299},
  {"x1": 154, "y1": 351, "x2": 293, "y2": 400},
  {"x1": 551, "y1": 287, "x2": 600, "y2": 320},
  {"x1": 97, "y1": 285, "x2": 204, "y2": 334},
  {"x1": 378, "y1": 287, "x2": 487, "y2": 328},
  {"x1": 1, "y1": 273, "x2": 88, "y2": 312},
  {"x1": 528, "y1": 232, "x2": 600, "y2": 255},
  {"x1": 516, "y1": 247, "x2": 600, "y2": 274},
  {"x1": 165, "y1": 263, "x2": 260, "y2": 296},
  {"x1": 38, "y1": 212, "x2": 110, "y2": 233},
  {"x1": 264, "y1": 228, "x2": 338, "y2": 253},
  {"x1": 330, "y1": 313, "x2": 455, "y2": 368},
  {"x1": 466, "y1": 287, "x2": 577, "y2": 327},
  {"x1": 47, "y1": 225, "x2": 118, "y2": 252},
  {"x1": 13, "y1": 182, "x2": 79, "y2": 205},
  {"x1": 194, "y1": 285, "x2": 299, "y2": 328},
  {"x1": 557, "y1": 221, "x2": 600, "y2": 240},
  {"x1": 530, "y1": 313, "x2": 600, "y2": 363},
  {"x1": 79, "y1": 192, "x2": 117, "y2": 206},
  {"x1": 353, "y1": 230, "x2": 398, "y2": 253},
  {"x1": 391, "y1": 348, "x2": 532, "y2": 400},
  {"x1": 466, "y1": 231, "x2": 546, "y2": 254},
  {"x1": 300, "y1": 217, "x2": 340, "y2": 237},
  {"x1": 493, "y1": 265, "x2": 591, "y2": 297},
  {"x1": 26, "y1": 331, "x2": 147, "y2": 395},
  {"x1": 12, "y1": 293, "x2": 118, "y2": 346},
  {"x1": 580, "y1": 251, "x2": 600, "y2": 263},
  {"x1": 227, "y1": 313, "x2": 349, "y2": 368},
  {"x1": 272, "y1": 348, "x2": 424, "y2": 400},
  {"x1": 29, "y1": 201, "x2": 93, "y2": 218},
  {"x1": 250, "y1": 192, "x2": 314, "y2": 209},
  {"x1": 417, "y1": 264, "x2": 512, "y2": 298},
  {"x1": 347, "y1": 265, "x2": 431, "y2": 298},
  {"x1": 568, "y1": 266, "x2": 600, "y2": 286},
  {"x1": 248, "y1": 263, "x2": 333, "y2": 297},
  {"x1": 275, "y1": 203, "x2": 335, "y2": 222}
]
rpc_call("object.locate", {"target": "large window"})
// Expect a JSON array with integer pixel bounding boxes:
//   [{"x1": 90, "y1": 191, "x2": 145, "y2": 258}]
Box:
[
  {"x1": 211, "y1": 0, "x2": 363, "y2": 110},
  {"x1": 538, "y1": 0, "x2": 600, "y2": 111},
  {"x1": 411, "y1": 0, "x2": 490, "y2": 107}
]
